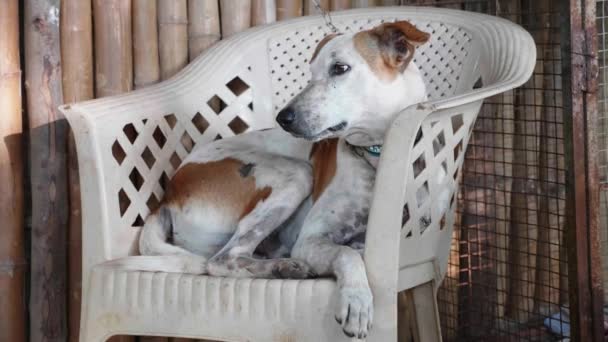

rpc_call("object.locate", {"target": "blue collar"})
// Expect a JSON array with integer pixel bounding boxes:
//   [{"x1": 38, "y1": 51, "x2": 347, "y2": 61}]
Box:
[{"x1": 364, "y1": 145, "x2": 382, "y2": 157}]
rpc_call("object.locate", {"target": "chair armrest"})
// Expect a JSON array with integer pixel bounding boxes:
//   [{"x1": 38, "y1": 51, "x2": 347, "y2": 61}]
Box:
[{"x1": 364, "y1": 12, "x2": 537, "y2": 299}]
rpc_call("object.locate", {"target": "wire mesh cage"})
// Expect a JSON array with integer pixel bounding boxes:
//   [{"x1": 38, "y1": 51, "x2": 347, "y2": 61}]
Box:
[{"x1": 406, "y1": 0, "x2": 593, "y2": 340}]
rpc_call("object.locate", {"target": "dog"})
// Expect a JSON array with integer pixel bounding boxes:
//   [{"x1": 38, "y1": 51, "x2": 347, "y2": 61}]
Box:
[{"x1": 110, "y1": 20, "x2": 431, "y2": 339}]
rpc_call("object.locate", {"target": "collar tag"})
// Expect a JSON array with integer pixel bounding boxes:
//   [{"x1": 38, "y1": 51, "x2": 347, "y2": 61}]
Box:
[{"x1": 365, "y1": 145, "x2": 382, "y2": 157}]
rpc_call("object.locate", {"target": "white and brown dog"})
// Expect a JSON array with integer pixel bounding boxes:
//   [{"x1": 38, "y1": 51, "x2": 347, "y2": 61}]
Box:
[{"x1": 114, "y1": 21, "x2": 431, "y2": 339}]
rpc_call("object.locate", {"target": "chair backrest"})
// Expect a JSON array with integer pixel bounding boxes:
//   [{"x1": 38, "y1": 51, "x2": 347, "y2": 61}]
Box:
[{"x1": 62, "y1": 8, "x2": 485, "y2": 269}]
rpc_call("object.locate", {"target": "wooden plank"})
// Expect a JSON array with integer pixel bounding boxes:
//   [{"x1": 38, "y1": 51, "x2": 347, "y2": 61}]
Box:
[
  {"x1": 61, "y1": 1, "x2": 94, "y2": 341},
  {"x1": 158, "y1": 0, "x2": 188, "y2": 80},
  {"x1": 0, "y1": 1, "x2": 25, "y2": 341},
  {"x1": 133, "y1": 0, "x2": 160, "y2": 88},
  {"x1": 25, "y1": 0, "x2": 68, "y2": 340},
  {"x1": 188, "y1": 0, "x2": 221, "y2": 60}
]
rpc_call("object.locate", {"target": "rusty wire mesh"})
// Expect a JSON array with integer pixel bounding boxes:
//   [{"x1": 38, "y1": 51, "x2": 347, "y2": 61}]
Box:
[{"x1": 408, "y1": 1, "x2": 572, "y2": 340}]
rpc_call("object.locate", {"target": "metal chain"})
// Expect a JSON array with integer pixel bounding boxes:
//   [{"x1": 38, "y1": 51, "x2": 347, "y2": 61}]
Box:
[{"x1": 312, "y1": 0, "x2": 340, "y2": 33}]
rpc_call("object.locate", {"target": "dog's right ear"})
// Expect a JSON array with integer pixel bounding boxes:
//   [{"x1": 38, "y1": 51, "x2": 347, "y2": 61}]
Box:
[{"x1": 372, "y1": 21, "x2": 431, "y2": 72}]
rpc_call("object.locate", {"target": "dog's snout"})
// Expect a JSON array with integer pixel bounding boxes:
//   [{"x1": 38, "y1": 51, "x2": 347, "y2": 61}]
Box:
[{"x1": 276, "y1": 107, "x2": 296, "y2": 127}]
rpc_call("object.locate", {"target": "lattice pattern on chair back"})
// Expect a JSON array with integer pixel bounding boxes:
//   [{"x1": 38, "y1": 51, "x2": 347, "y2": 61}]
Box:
[
  {"x1": 398, "y1": 104, "x2": 478, "y2": 276},
  {"x1": 99, "y1": 63, "x2": 268, "y2": 257},
  {"x1": 268, "y1": 16, "x2": 475, "y2": 113}
]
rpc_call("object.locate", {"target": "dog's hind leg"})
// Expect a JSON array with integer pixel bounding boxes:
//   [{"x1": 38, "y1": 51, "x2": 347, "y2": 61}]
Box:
[
  {"x1": 104, "y1": 207, "x2": 208, "y2": 274},
  {"x1": 206, "y1": 161, "x2": 314, "y2": 279},
  {"x1": 139, "y1": 206, "x2": 197, "y2": 256}
]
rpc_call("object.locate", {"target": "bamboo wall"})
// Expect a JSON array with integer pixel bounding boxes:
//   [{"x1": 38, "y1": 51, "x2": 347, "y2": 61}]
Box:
[{"x1": 0, "y1": 0, "x2": 592, "y2": 341}]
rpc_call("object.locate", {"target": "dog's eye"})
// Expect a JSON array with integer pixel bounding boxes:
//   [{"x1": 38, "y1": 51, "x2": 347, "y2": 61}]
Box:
[{"x1": 330, "y1": 62, "x2": 351, "y2": 76}]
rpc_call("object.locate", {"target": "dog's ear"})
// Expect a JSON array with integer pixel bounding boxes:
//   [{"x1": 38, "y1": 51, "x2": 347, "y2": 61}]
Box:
[{"x1": 372, "y1": 21, "x2": 430, "y2": 72}]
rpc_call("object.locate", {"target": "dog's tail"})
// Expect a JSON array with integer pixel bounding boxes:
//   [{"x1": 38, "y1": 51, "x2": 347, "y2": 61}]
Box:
[
  {"x1": 101, "y1": 206, "x2": 207, "y2": 274},
  {"x1": 100, "y1": 255, "x2": 207, "y2": 274}
]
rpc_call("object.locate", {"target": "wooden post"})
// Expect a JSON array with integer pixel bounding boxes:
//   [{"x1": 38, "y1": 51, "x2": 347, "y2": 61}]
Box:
[
  {"x1": 252, "y1": 0, "x2": 277, "y2": 26},
  {"x1": 532, "y1": 0, "x2": 562, "y2": 317},
  {"x1": 331, "y1": 0, "x2": 351, "y2": 10},
  {"x1": 277, "y1": 0, "x2": 302, "y2": 20},
  {"x1": 304, "y1": 0, "x2": 329, "y2": 15},
  {"x1": 93, "y1": 0, "x2": 133, "y2": 97},
  {"x1": 563, "y1": 0, "x2": 605, "y2": 340},
  {"x1": 61, "y1": 1, "x2": 93, "y2": 341},
  {"x1": 25, "y1": 0, "x2": 68, "y2": 341},
  {"x1": 0, "y1": 1, "x2": 25, "y2": 341},
  {"x1": 158, "y1": 0, "x2": 188, "y2": 80},
  {"x1": 220, "y1": 0, "x2": 252, "y2": 38},
  {"x1": 133, "y1": 0, "x2": 160, "y2": 88},
  {"x1": 490, "y1": 1, "x2": 518, "y2": 322},
  {"x1": 188, "y1": 0, "x2": 221, "y2": 61}
]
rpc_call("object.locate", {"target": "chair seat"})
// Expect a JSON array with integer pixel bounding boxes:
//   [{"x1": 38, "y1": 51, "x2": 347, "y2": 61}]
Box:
[{"x1": 85, "y1": 265, "x2": 350, "y2": 341}]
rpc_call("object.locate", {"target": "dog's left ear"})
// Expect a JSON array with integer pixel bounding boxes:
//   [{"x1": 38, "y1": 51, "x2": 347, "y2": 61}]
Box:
[{"x1": 372, "y1": 21, "x2": 431, "y2": 72}]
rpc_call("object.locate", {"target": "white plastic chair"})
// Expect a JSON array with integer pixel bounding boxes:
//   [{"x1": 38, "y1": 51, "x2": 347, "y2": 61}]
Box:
[{"x1": 60, "y1": 7, "x2": 535, "y2": 342}]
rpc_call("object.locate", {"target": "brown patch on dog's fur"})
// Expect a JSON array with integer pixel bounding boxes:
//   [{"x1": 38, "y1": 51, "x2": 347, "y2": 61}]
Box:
[
  {"x1": 354, "y1": 31, "x2": 397, "y2": 81},
  {"x1": 240, "y1": 186, "x2": 272, "y2": 219},
  {"x1": 165, "y1": 158, "x2": 272, "y2": 220},
  {"x1": 310, "y1": 33, "x2": 340, "y2": 63},
  {"x1": 310, "y1": 139, "x2": 339, "y2": 202},
  {"x1": 354, "y1": 21, "x2": 430, "y2": 81}
]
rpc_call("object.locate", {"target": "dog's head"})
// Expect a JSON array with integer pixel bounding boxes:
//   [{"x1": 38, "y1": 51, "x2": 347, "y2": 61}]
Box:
[{"x1": 276, "y1": 21, "x2": 430, "y2": 145}]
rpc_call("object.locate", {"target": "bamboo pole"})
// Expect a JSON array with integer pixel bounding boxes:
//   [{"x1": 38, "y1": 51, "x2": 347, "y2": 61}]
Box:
[
  {"x1": 331, "y1": 0, "x2": 351, "y2": 10},
  {"x1": 133, "y1": 0, "x2": 160, "y2": 88},
  {"x1": 93, "y1": 2, "x2": 135, "y2": 341},
  {"x1": 93, "y1": 0, "x2": 133, "y2": 97},
  {"x1": 252, "y1": 0, "x2": 277, "y2": 26},
  {"x1": 277, "y1": 0, "x2": 302, "y2": 20},
  {"x1": 220, "y1": 0, "x2": 252, "y2": 38},
  {"x1": 304, "y1": 0, "x2": 330, "y2": 14},
  {"x1": 158, "y1": 0, "x2": 188, "y2": 80},
  {"x1": 188, "y1": 0, "x2": 221, "y2": 61},
  {"x1": 61, "y1": 1, "x2": 93, "y2": 341},
  {"x1": 352, "y1": 0, "x2": 376, "y2": 7},
  {"x1": 0, "y1": 1, "x2": 25, "y2": 341},
  {"x1": 25, "y1": 0, "x2": 68, "y2": 341}
]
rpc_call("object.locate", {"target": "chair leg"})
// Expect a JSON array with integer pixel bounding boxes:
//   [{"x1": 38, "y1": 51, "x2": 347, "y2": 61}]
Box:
[{"x1": 411, "y1": 282, "x2": 442, "y2": 342}]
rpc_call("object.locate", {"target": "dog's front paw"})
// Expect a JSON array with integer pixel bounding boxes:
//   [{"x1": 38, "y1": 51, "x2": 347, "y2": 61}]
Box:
[
  {"x1": 335, "y1": 285, "x2": 373, "y2": 339},
  {"x1": 271, "y1": 259, "x2": 316, "y2": 279}
]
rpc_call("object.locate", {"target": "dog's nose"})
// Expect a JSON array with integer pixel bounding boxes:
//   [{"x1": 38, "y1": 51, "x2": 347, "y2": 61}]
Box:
[{"x1": 276, "y1": 107, "x2": 296, "y2": 127}]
